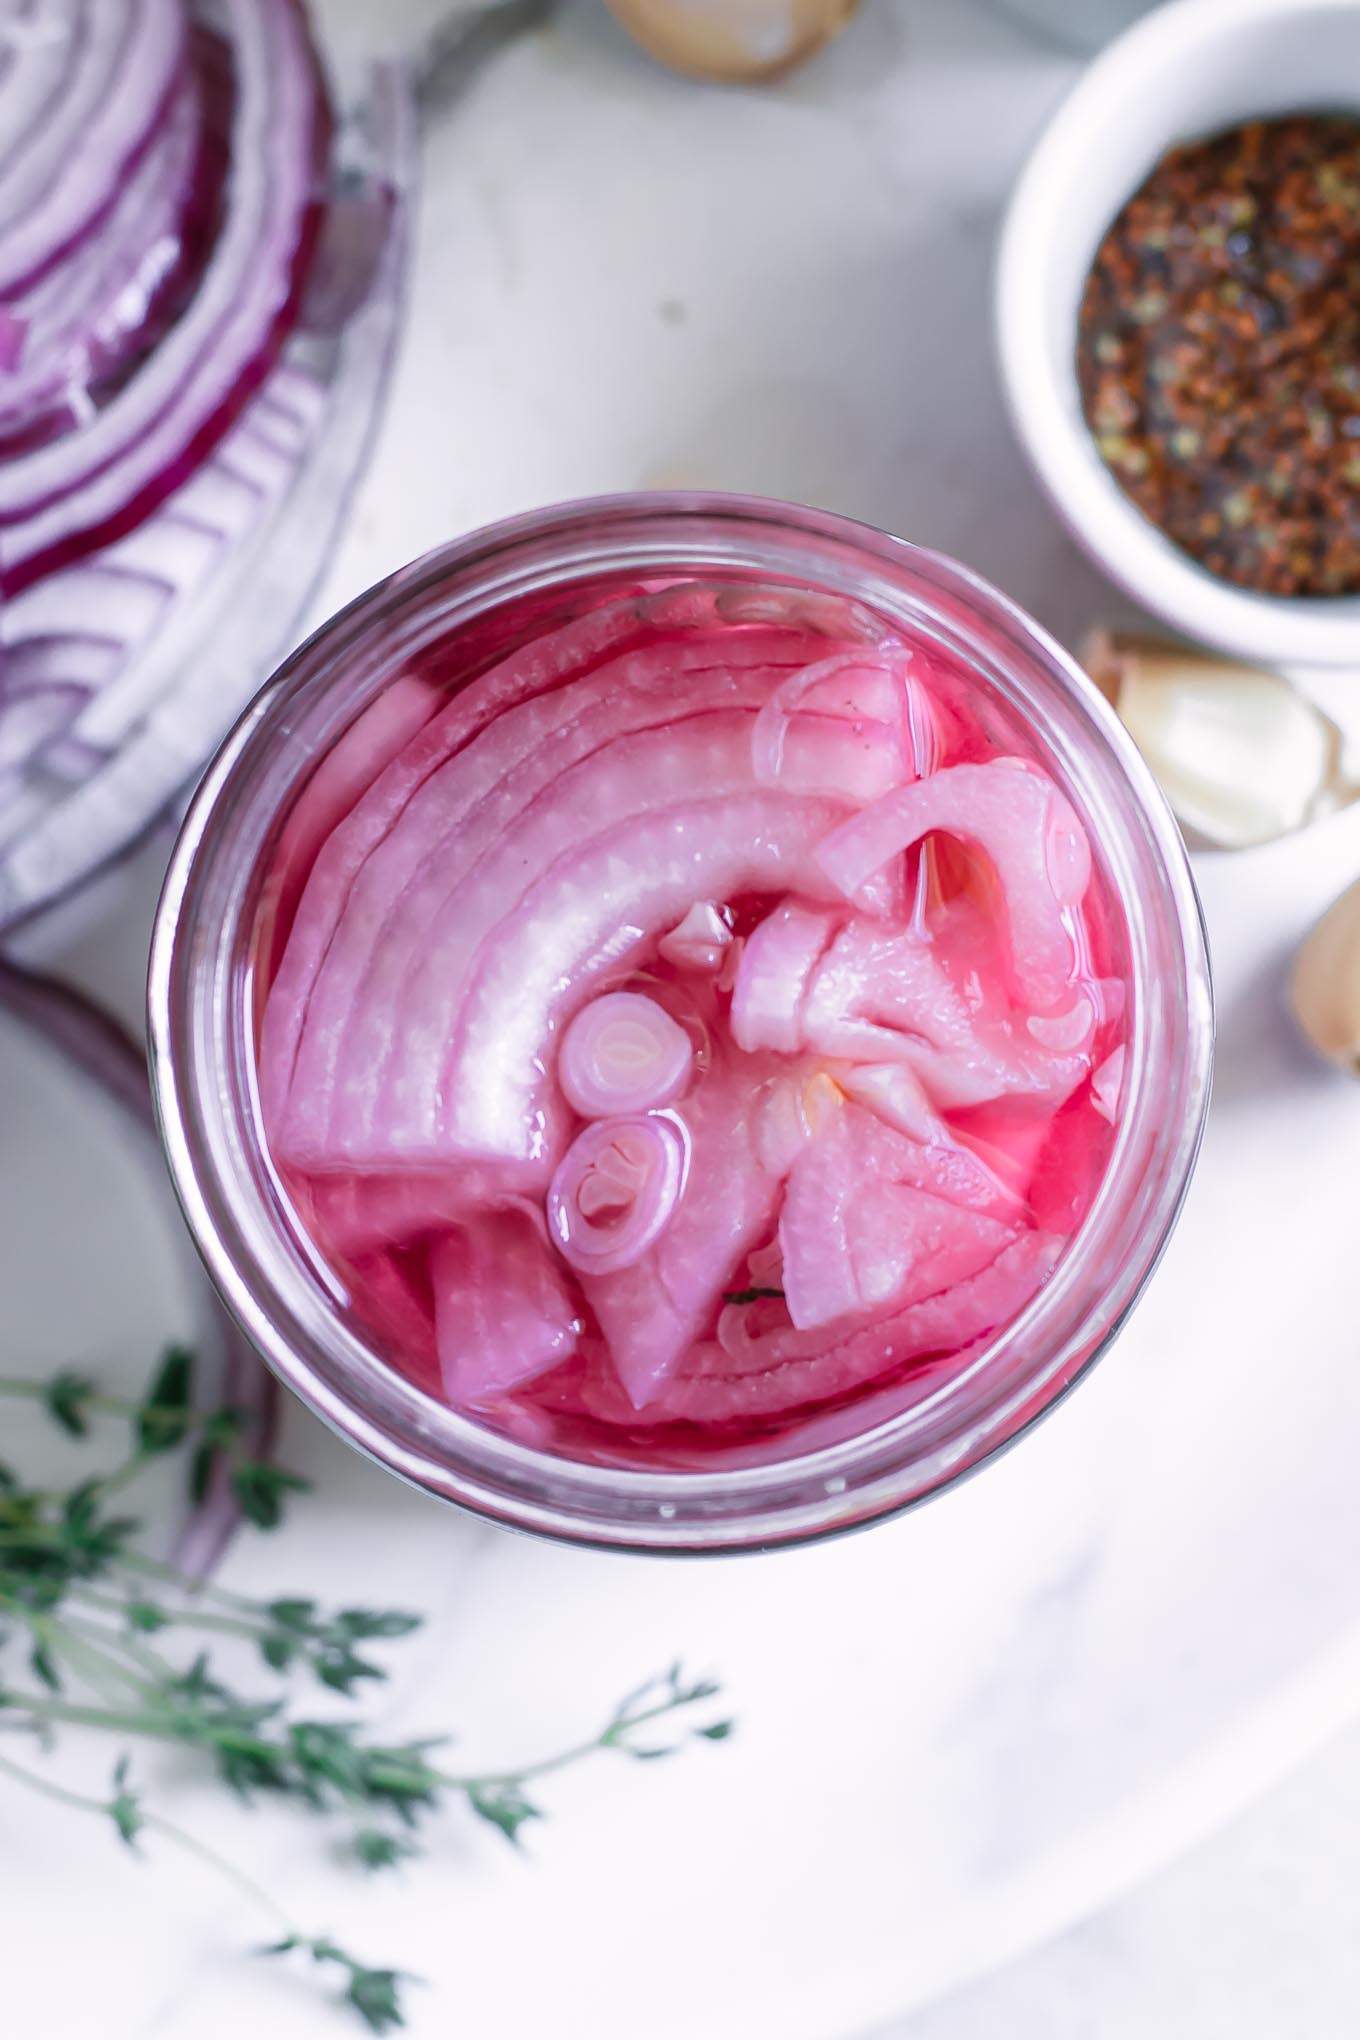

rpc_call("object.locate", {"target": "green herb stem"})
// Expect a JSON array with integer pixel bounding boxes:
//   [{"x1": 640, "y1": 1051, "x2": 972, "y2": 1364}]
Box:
[{"x1": 0, "y1": 1748, "x2": 295, "y2": 1926}]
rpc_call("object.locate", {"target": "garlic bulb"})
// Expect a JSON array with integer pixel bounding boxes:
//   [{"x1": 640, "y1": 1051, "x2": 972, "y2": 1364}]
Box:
[
  {"x1": 1083, "y1": 631, "x2": 1358, "y2": 851},
  {"x1": 1291, "y1": 876, "x2": 1360, "y2": 1075},
  {"x1": 605, "y1": 0, "x2": 858, "y2": 81}
]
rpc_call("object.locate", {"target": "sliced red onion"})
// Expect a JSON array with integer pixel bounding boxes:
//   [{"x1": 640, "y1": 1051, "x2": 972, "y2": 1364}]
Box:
[
  {"x1": 801, "y1": 905, "x2": 1090, "y2": 1113},
  {"x1": 1092, "y1": 1046, "x2": 1125, "y2": 1124},
  {"x1": 274, "y1": 694, "x2": 898, "y2": 1166},
  {"x1": 292, "y1": 1162, "x2": 546, "y2": 1260},
  {"x1": 0, "y1": 0, "x2": 328, "y2": 590},
  {"x1": 711, "y1": 582, "x2": 888, "y2": 642},
  {"x1": 0, "y1": 303, "x2": 24, "y2": 369},
  {"x1": 751, "y1": 649, "x2": 925, "y2": 790},
  {"x1": 260, "y1": 672, "x2": 444, "y2": 978},
  {"x1": 431, "y1": 1208, "x2": 580, "y2": 1406},
  {"x1": 648, "y1": 1231, "x2": 1062, "y2": 1426},
  {"x1": 546, "y1": 1114, "x2": 687, "y2": 1277},
  {"x1": 1026, "y1": 989, "x2": 1098, "y2": 1053},
  {"x1": 656, "y1": 900, "x2": 732, "y2": 974},
  {"x1": 558, "y1": 991, "x2": 694, "y2": 1119},
  {"x1": 0, "y1": 0, "x2": 186, "y2": 297},
  {"x1": 0, "y1": 56, "x2": 414, "y2": 933},
  {"x1": 431, "y1": 791, "x2": 876, "y2": 1169},
  {"x1": 833, "y1": 1059, "x2": 938, "y2": 1143},
  {"x1": 729, "y1": 898, "x2": 841, "y2": 1054},
  {"x1": 0, "y1": 678, "x2": 87, "y2": 774},
  {"x1": 0, "y1": 5, "x2": 76, "y2": 181},
  {"x1": 778, "y1": 1108, "x2": 1016, "y2": 1332},
  {"x1": 260, "y1": 608, "x2": 814, "y2": 1114},
  {"x1": 576, "y1": 1052, "x2": 782, "y2": 1406},
  {"x1": 815, "y1": 758, "x2": 1094, "y2": 1016},
  {"x1": 745, "y1": 1235, "x2": 784, "y2": 1289}
]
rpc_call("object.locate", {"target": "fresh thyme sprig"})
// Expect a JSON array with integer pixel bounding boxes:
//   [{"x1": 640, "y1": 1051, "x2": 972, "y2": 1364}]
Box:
[{"x1": 0, "y1": 1351, "x2": 730, "y2": 2033}]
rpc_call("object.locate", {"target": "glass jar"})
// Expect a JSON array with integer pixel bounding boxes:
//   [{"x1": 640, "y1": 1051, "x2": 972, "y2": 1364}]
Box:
[{"x1": 148, "y1": 493, "x2": 1212, "y2": 1554}]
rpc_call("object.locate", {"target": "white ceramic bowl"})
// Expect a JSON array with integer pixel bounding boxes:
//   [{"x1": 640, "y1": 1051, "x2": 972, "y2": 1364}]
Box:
[{"x1": 996, "y1": 0, "x2": 1360, "y2": 669}]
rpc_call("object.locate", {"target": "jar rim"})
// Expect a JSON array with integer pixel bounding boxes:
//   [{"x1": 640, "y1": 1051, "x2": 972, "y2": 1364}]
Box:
[{"x1": 148, "y1": 490, "x2": 1214, "y2": 1554}]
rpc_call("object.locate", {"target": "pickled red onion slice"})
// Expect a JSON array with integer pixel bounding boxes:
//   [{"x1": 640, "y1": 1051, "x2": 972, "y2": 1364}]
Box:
[
  {"x1": 657, "y1": 901, "x2": 732, "y2": 973},
  {"x1": 816, "y1": 759, "x2": 1093, "y2": 1014},
  {"x1": 258, "y1": 672, "x2": 442, "y2": 980},
  {"x1": 802, "y1": 904, "x2": 1090, "y2": 1112},
  {"x1": 779, "y1": 1108, "x2": 1016, "y2": 1330},
  {"x1": 432, "y1": 1208, "x2": 580, "y2": 1405},
  {"x1": 291, "y1": 1163, "x2": 546, "y2": 1259},
  {"x1": 578, "y1": 1051, "x2": 782, "y2": 1406},
  {"x1": 547, "y1": 1116, "x2": 688, "y2": 1277},
  {"x1": 1092, "y1": 1046, "x2": 1126, "y2": 1124},
  {"x1": 265, "y1": 591, "x2": 855, "y2": 1075},
  {"x1": 558, "y1": 992, "x2": 694, "y2": 1118},
  {"x1": 271, "y1": 702, "x2": 897, "y2": 1164},
  {"x1": 730, "y1": 900, "x2": 841, "y2": 1054},
  {"x1": 651, "y1": 1232, "x2": 1062, "y2": 1425},
  {"x1": 751, "y1": 650, "x2": 926, "y2": 789}
]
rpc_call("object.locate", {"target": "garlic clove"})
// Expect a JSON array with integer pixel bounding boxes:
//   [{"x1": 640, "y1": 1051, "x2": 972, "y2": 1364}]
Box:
[
  {"x1": 1083, "y1": 630, "x2": 1357, "y2": 851},
  {"x1": 605, "y1": 0, "x2": 859, "y2": 82},
  {"x1": 1291, "y1": 875, "x2": 1360, "y2": 1076}
]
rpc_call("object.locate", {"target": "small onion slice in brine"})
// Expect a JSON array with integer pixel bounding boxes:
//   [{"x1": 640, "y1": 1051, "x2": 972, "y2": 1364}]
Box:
[
  {"x1": 547, "y1": 1114, "x2": 688, "y2": 1276},
  {"x1": 558, "y1": 992, "x2": 694, "y2": 1119}
]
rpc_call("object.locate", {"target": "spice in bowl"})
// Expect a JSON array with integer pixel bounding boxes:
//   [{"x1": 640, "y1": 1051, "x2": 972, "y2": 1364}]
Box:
[{"x1": 1077, "y1": 115, "x2": 1360, "y2": 599}]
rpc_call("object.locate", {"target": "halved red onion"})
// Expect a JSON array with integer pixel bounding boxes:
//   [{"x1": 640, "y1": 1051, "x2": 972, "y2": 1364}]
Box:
[
  {"x1": 729, "y1": 898, "x2": 841, "y2": 1053},
  {"x1": 558, "y1": 991, "x2": 694, "y2": 1119},
  {"x1": 547, "y1": 1114, "x2": 688, "y2": 1277},
  {"x1": 816, "y1": 759, "x2": 1094, "y2": 1015},
  {"x1": 0, "y1": 6, "x2": 76, "y2": 182}
]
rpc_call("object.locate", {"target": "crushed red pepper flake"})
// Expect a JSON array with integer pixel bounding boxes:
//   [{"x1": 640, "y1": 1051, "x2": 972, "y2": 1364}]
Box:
[{"x1": 1077, "y1": 115, "x2": 1360, "y2": 598}]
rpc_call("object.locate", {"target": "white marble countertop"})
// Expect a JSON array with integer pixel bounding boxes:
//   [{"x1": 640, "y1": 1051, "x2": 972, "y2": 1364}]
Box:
[{"x1": 9, "y1": 3, "x2": 1360, "y2": 2036}]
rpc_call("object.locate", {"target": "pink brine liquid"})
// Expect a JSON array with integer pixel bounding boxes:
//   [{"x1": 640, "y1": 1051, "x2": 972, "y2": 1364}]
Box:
[{"x1": 252, "y1": 578, "x2": 1128, "y2": 1469}]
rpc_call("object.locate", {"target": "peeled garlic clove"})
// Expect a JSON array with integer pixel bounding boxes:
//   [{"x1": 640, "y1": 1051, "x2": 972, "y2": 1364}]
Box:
[
  {"x1": 1292, "y1": 876, "x2": 1360, "y2": 1075},
  {"x1": 1083, "y1": 630, "x2": 1357, "y2": 851},
  {"x1": 605, "y1": 0, "x2": 858, "y2": 81}
]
